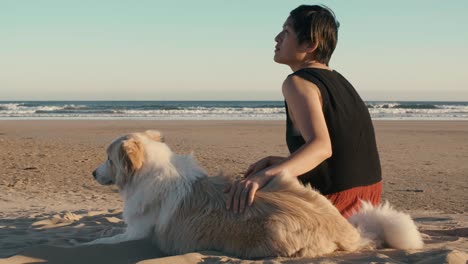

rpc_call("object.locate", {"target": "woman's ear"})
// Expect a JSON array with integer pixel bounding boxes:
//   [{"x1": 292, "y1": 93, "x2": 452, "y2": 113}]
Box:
[{"x1": 305, "y1": 41, "x2": 319, "y2": 53}]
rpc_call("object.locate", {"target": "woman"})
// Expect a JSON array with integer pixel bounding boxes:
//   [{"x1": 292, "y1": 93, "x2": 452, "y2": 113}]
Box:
[{"x1": 226, "y1": 5, "x2": 382, "y2": 218}]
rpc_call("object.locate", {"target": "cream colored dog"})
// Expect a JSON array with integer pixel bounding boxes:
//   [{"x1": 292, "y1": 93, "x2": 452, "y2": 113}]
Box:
[{"x1": 87, "y1": 130, "x2": 423, "y2": 258}]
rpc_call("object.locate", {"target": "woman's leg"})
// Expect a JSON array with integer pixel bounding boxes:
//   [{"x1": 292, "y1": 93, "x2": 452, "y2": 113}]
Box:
[{"x1": 325, "y1": 181, "x2": 382, "y2": 218}]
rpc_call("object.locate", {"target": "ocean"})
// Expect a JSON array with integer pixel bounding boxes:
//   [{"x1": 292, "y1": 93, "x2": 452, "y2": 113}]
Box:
[{"x1": 0, "y1": 101, "x2": 467, "y2": 120}]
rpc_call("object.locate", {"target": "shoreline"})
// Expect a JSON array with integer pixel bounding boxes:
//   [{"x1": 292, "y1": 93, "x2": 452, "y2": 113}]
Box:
[{"x1": 1, "y1": 100, "x2": 467, "y2": 121}]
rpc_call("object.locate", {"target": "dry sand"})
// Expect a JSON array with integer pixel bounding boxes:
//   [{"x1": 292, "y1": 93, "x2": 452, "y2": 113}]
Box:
[{"x1": 0, "y1": 120, "x2": 467, "y2": 263}]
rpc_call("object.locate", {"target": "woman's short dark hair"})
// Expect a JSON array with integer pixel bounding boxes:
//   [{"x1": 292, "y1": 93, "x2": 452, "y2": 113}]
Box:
[{"x1": 289, "y1": 5, "x2": 340, "y2": 65}]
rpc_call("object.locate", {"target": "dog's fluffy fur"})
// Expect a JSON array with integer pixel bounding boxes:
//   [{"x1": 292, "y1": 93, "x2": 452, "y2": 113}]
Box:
[{"x1": 88, "y1": 130, "x2": 423, "y2": 258}]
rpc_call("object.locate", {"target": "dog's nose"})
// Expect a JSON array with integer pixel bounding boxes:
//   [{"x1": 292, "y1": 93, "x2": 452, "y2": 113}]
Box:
[{"x1": 92, "y1": 170, "x2": 97, "y2": 179}]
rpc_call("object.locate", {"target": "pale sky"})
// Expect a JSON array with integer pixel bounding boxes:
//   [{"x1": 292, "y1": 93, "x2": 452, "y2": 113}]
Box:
[{"x1": 1, "y1": 0, "x2": 467, "y2": 101}]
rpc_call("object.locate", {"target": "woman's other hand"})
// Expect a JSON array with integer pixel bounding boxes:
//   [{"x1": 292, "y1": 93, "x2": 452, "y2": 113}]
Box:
[{"x1": 244, "y1": 156, "x2": 285, "y2": 178}]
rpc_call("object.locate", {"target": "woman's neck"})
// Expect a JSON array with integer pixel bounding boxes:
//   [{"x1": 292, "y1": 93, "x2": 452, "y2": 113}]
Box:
[{"x1": 290, "y1": 61, "x2": 331, "y2": 72}]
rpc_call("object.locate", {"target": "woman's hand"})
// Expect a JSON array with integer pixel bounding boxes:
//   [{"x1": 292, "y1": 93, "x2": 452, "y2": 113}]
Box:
[
  {"x1": 225, "y1": 165, "x2": 281, "y2": 214},
  {"x1": 223, "y1": 156, "x2": 285, "y2": 214},
  {"x1": 244, "y1": 156, "x2": 285, "y2": 178}
]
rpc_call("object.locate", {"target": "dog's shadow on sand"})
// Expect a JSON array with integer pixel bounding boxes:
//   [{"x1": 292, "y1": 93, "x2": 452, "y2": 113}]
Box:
[
  {"x1": 7, "y1": 239, "x2": 164, "y2": 264},
  {"x1": 0, "y1": 210, "x2": 232, "y2": 264},
  {"x1": 0, "y1": 210, "x2": 165, "y2": 263}
]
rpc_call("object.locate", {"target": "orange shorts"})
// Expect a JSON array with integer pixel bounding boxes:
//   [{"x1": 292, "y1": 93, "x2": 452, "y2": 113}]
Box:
[{"x1": 325, "y1": 181, "x2": 382, "y2": 219}]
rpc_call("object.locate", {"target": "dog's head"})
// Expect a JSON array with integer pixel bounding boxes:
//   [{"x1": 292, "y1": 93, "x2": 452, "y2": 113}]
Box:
[{"x1": 92, "y1": 130, "x2": 165, "y2": 189}]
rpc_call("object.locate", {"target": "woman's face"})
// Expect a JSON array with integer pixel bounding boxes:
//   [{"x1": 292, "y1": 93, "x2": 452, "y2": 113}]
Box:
[{"x1": 274, "y1": 18, "x2": 307, "y2": 66}]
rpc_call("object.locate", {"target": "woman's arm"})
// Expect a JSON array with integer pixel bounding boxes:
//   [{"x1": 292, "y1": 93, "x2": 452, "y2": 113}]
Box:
[
  {"x1": 270, "y1": 75, "x2": 332, "y2": 177},
  {"x1": 226, "y1": 75, "x2": 332, "y2": 213},
  {"x1": 244, "y1": 156, "x2": 286, "y2": 178}
]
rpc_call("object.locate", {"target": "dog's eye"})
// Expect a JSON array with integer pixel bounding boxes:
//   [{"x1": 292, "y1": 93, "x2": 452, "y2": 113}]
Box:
[{"x1": 107, "y1": 157, "x2": 113, "y2": 164}]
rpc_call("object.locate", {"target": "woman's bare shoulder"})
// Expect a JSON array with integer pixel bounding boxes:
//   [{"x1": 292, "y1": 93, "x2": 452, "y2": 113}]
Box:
[{"x1": 282, "y1": 75, "x2": 320, "y2": 98}]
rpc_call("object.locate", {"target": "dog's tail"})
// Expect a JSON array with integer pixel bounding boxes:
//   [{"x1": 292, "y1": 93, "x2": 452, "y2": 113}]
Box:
[{"x1": 348, "y1": 201, "x2": 424, "y2": 250}]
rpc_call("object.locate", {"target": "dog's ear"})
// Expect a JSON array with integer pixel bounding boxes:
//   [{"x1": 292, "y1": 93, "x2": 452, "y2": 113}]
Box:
[
  {"x1": 120, "y1": 137, "x2": 144, "y2": 174},
  {"x1": 144, "y1": 130, "x2": 164, "y2": 142}
]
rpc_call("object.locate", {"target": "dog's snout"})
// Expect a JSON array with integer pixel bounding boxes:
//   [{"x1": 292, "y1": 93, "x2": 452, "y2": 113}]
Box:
[{"x1": 92, "y1": 170, "x2": 97, "y2": 179}]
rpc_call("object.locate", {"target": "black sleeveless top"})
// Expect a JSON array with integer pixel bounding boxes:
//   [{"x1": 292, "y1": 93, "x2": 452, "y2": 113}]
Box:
[{"x1": 285, "y1": 68, "x2": 381, "y2": 195}]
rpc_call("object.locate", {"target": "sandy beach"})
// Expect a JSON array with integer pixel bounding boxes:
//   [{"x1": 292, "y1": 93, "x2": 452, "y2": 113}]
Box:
[{"x1": 0, "y1": 120, "x2": 467, "y2": 263}]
